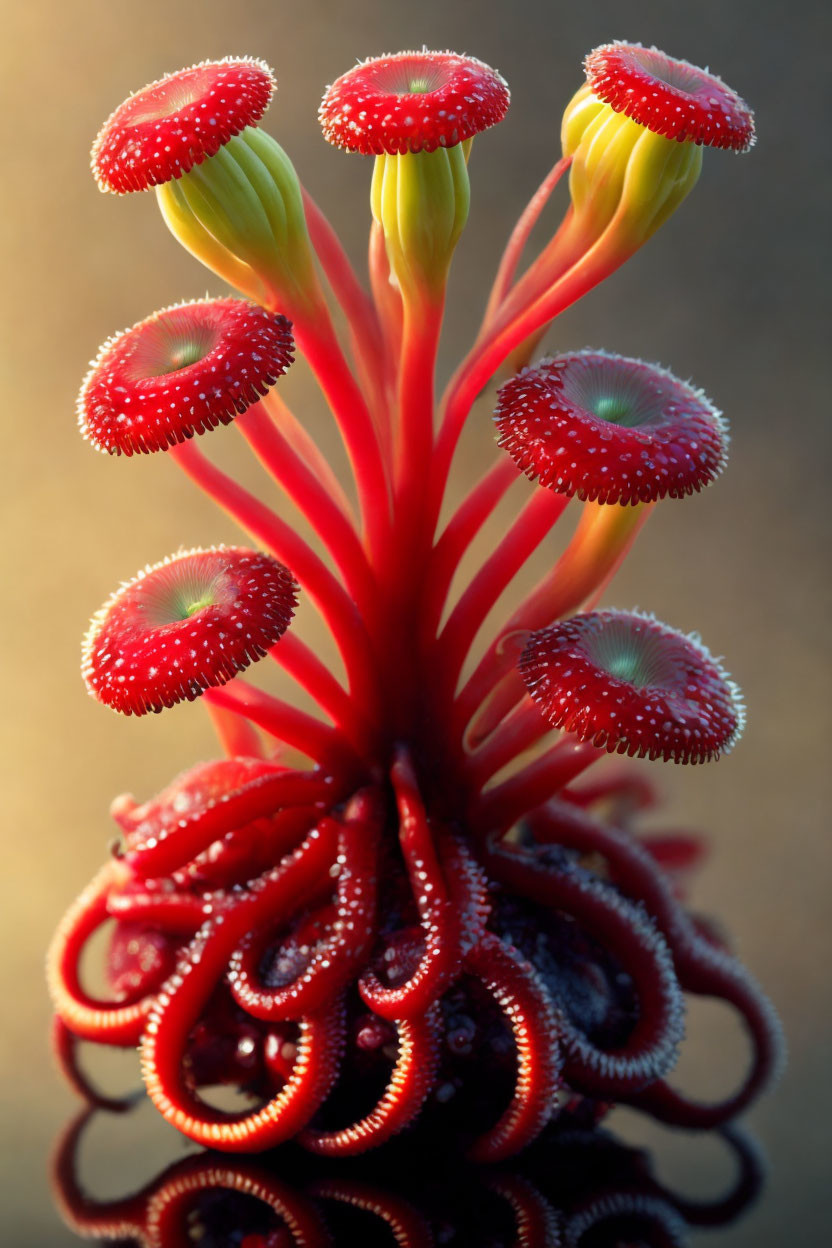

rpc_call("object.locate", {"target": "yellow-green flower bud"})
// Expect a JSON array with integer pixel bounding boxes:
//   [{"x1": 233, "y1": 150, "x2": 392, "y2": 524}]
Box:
[
  {"x1": 157, "y1": 128, "x2": 320, "y2": 314},
  {"x1": 370, "y1": 143, "x2": 471, "y2": 301},
  {"x1": 561, "y1": 84, "x2": 702, "y2": 254}
]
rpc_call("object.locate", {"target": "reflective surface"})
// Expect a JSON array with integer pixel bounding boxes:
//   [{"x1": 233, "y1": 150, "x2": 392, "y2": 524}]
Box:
[{"x1": 52, "y1": 1100, "x2": 765, "y2": 1246}]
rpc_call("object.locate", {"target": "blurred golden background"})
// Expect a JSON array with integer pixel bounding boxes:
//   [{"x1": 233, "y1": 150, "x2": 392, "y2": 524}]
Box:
[{"x1": 1, "y1": 0, "x2": 829, "y2": 1242}]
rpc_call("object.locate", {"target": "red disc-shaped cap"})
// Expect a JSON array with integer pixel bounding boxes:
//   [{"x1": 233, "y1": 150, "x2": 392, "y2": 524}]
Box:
[
  {"x1": 319, "y1": 50, "x2": 509, "y2": 155},
  {"x1": 495, "y1": 351, "x2": 728, "y2": 506},
  {"x1": 79, "y1": 299, "x2": 294, "y2": 456},
  {"x1": 520, "y1": 610, "x2": 744, "y2": 763},
  {"x1": 83, "y1": 547, "x2": 298, "y2": 715},
  {"x1": 91, "y1": 57, "x2": 276, "y2": 193},
  {"x1": 584, "y1": 43, "x2": 754, "y2": 152}
]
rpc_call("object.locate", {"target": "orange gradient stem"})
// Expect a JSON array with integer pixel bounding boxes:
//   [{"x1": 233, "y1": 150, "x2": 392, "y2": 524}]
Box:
[{"x1": 460, "y1": 500, "x2": 654, "y2": 742}]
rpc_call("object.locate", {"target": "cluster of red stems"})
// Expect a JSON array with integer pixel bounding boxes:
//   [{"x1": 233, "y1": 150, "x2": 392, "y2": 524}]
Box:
[{"x1": 49, "y1": 44, "x2": 783, "y2": 1162}]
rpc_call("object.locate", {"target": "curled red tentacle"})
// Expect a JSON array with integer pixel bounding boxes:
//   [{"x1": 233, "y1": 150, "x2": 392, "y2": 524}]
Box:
[
  {"x1": 441, "y1": 829, "x2": 492, "y2": 953},
  {"x1": 47, "y1": 864, "x2": 174, "y2": 1045},
  {"x1": 530, "y1": 800, "x2": 784, "y2": 1125},
  {"x1": 141, "y1": 823, "x2": 346, "y2": 1150},
  {"x1": 487, "y1": 1173, "x2": 563, "y2": 1247},
  {"x1": 299, "y1": 1005, "x2": 442, "y2": 1156},
  {"x1": 229, "y1": 789, "x2": 382, "y2": 1018},
  {"x1": 144, "y1": 1159, "x2": 333, "y2": 1248},
  {"x1": 106, "y1": 884, "x2": 210, "y2": 935},
  {"x1": 359, "y1": 754, "x2": 463, "y2": 1020},
  {"x1": 310, "y1": 1179, "x2": 433, "y2": 1248},
  {"x1": 623, "y1": 944, "x2": 784, "y2": 1130},
  {"x1": 465, "y1": 933, "x2": 562, "y2": 1162},
  {"x1": 656, "y1": 1126, "x2": 765, "y2": 1227},
  {"x1": 483, "y1": 839, "x2": 684, "y2": 1097},
  {"x1": 123, "y1": 765, "x2": 335, "y2": 878},
  {"x1": 51, "y1": 1018, "x2": 138, "y2": 1112},
  {"x1": 50, "y1": 1109, "x2": 153, "y2": 1245},
  {"x1": 172, "y1": 805, "x2": 324, "y2": 891},
  {"x1": 563, "y1": 1190, "x2": 688, "y2": 1247}
]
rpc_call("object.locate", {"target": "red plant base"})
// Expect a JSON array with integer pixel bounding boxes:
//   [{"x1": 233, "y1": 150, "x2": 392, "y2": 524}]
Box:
[{"x1": 49, "y1": 751, "x2": 780, "y2": 1158}]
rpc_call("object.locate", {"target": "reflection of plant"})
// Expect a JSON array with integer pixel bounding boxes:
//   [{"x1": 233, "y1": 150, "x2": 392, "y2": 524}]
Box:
[
  {"x1": 49, "y1": 46, "x2": 781, "y2": 1157},
  {"x1": 52, "y1": 1103, "x2": 765, "y2": 1247}
]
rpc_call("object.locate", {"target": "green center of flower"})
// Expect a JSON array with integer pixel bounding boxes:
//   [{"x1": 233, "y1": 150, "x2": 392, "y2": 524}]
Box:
[
  {"x1": 592, "y1": 395, "x2": 634, "y2": 424},
  {"x1": 128, "y1": 314, "x2": 219, "y2": 380},
  {"x1": 561, "y1": 357, "x2": 669, "y2": 430},
  {"x1": 377, "y1": 60, "x2": 449, "y2": 97},
  {"x1": 138, "y1": 563, "x2": 224, "y2": 627},
  {"x1": 582, "y1": 617, "x2": 683, "y2": 691},
  {"x1": 184, "y1": 593, "x2": 215, "y2": 617}
]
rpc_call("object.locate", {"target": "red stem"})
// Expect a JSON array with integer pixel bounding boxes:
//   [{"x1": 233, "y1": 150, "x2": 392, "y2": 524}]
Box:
[
  {"x1": 169, "y1": 441, "x2": 381, "y2": 722},
  {"x1": 289, "y1": 304, "x2": 392, "y2": 566},
  {"x1": 481, "y1": 154, "x2": 572, "y2": 329},
  {"x1": 203, "y1": 683, "x2": 361, "y2": 776},
  {"x1": 302, "y1": 189, "x2": 392, "y2": 461},
  {"x1": 430, "y1": 230, "x2": 637, "y2": 539},
  {"x1": 204, "y1": 697, "x2": 264, "y2": 759},
  {"x1": 459, "y1": 501, "x2": 654, "y2": 742},
  {"x1": 435, "y1": 489, "x2": 569, "y2": 698},
  {"x1": 474, "y1": 739, "x2": 600, "y2": 833},
  {"x1": 374, "y1": 292, "x2": 445, "y2": 647},
  {"x1": 395, "y1": 293, "x2": 443, "y2": 511},
  {"x1": 261, "y1": 388, "x2": 356, "y2": 521},
  {"x1": 237, "y1": 403, "x2": 376, "y2": 612},
  {"x1": 466, "y1": 697, "x2": 549, "y2": 787},
  {"x1": 368, "y1": 220, "x2": 403, "y2": 396},
  {"x1": 267, "y1": 635, "x2": 378, "y2": 759},
  {"x1": 420, "y1": 457, "x2": 518, "y2": 649}
]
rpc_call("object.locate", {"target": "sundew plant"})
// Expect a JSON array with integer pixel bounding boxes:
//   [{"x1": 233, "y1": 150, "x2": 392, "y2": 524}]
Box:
[{"x1": 48, "y1": 45, "x2": 783, "y2": 1159}]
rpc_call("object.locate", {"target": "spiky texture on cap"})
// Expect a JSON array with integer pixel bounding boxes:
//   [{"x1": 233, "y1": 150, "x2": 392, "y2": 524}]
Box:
[
  {"x1": 520, "y1": 609, "x2": 744, "y2": 763},
  {"x1": 495, "y1": 351, "x2": 728, "y2": 506},
  {"x1": 319, "y1": 50, "x2": 509, "y2": 155},
  {"x1": 82, "y1": 547, "x2": 297, "y2": 715},
  {"x1": 584, "y1": 43, "x2": 754, "y2": 151},
  {"x1": 79, "y1": 299, "x2": 294, "y2": 456},
  {"x1": 91, "y1": 57, "x2": 276, "y2": 193}
]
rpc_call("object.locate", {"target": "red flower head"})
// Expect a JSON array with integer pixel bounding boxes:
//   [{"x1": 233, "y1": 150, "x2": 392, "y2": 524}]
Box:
[
  {"x1": 520, "y1": 609, "x2": 744, "y2": 763},
  {"x1": 91, "y1": 57, "x2": 276, "y2": 194},
  {"x1": 495, "y1": 351, "x2": 728, "y2": 505},
  {"x1": 82, "y1": 547, "x2": 297, "y2": 715},
  {"x1": 584, "y1": 43, "x2": 754, "y2": 152},
  {"x1": 319, "y1": 51, "x2": 509, "y2": 155},
  {"x1": 78, "y1": 299, "x2": 294, "y2": 456}
]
